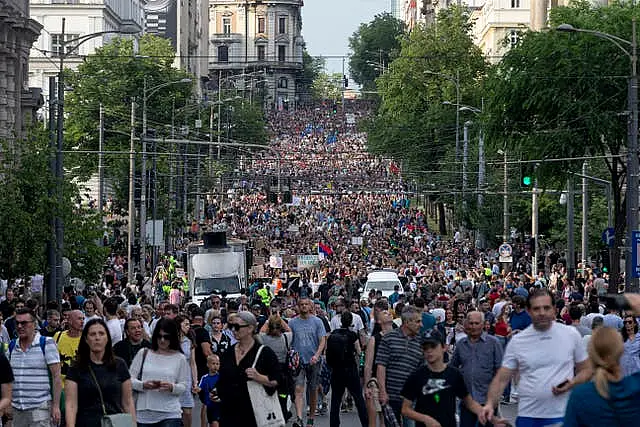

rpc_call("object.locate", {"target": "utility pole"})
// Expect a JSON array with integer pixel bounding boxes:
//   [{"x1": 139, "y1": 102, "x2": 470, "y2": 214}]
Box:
[
  {"x1": 477, "y1": 128, "x2": 485, "y2": 248},
  {"x1": 47, "y1": 76, "x2": 57, "y2": 303},
  {"x1": 140, "y1": 78, "x2": 148, "y2": 276},
  {"x1": 217, "y1": 73, "x2": 222, "y2": 160},
  {"x1": 152, "y1": 137, "x2": 158, "y2": 271},
  {"x1": 567, "y1": 177, "x2": 575, "y2": 279},
  {"x1": 127, "y1": 100, "x2": 136, "y2": 285},
  {"x1": 531, "y1": 165, "x2": 539, "y2": 277},
  {"x1": 502, "y1": 149, "x2": 509, "y2": 243},
  {"x1": 462, "y1": 122, "x2": 469, "y2": 225},
  {"x1": 98, "y1": 103, "x2": 104, "y2": 218},
  {"x1": 581, "y1": 160, "x2": 589, "y2": 269},
  {"x1": 627, "y1": 18, "x2": 639, "y2": 293}
]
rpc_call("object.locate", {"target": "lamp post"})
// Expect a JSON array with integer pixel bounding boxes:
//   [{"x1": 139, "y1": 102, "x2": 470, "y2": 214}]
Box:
[
  {"x1": 141, "y1": 77, "x2": 191, "y2": 275},
  {"x1": 558, "y1": 20, "x2": 638, "y2": 292},
  {"x1": 52, "y1": 17, "x2": 139, "y2": 300}
]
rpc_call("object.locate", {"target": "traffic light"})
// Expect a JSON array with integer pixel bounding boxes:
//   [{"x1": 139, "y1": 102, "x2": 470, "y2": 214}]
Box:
[
  {"x1": 520, "y1": 162, "x2": 535, "y2": 187},
  {"x1": 343, "y1": 75, "x2": 348, "y2": 88}
]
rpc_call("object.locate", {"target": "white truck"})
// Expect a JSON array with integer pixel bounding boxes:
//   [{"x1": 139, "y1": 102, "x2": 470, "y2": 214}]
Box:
[{"x1": 187, "y1": 234, "x2": 248, "y2": 306}]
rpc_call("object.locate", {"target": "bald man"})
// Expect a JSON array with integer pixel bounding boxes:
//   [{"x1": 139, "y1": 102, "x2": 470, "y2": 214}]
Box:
[
  {"x1": 450, "y1": 311, "x2": 504, "y2": 427},
  {"x1": 54, "y1": 310, "x2": 84, "y2": 380}
]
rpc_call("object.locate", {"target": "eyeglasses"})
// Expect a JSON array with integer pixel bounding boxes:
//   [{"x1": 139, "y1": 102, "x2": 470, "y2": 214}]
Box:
[
  {"x1": 16, "y1": 320, "x2": 34, "y2": 327},
  {"x1": 229, "y1": 323, "x2": 251, "y2": 331},
  {"x1": 158, "y1": 333, "x2": 171, "y2": 341}
]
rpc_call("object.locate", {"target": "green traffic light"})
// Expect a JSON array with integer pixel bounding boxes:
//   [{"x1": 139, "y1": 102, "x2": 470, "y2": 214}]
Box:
[{"x1": 523, "y1": 176, "x2": 532, "y2": 186}]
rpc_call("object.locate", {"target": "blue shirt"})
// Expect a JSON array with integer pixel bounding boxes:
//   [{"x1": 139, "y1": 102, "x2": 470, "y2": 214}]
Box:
[
  {"x1": 420, "y1": 312, "x2": 436, "y2": 334},
  {"x1": 198, "y1": 372, "x2": 220, "y2": 407},
  {"x1": 289, "y1": 315, "x2": 327, "y2": 364},
  {"x1": 564, "y1": 371, "x2": 640, "y2": 427},
  {"x1": 509, "y1": 310, "x2": 532, "y2": 331}
]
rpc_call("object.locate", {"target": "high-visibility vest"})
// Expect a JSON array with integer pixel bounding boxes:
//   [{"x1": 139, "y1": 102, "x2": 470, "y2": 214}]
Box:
[{"x1": 256, "y1": 287, "x2": 272, "y2": 306}]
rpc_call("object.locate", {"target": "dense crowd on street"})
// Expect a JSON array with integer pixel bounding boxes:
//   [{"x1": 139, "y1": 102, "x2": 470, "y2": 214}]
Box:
[{"x1": 1, "y1": 101, "x2": 639, "y2": 427}]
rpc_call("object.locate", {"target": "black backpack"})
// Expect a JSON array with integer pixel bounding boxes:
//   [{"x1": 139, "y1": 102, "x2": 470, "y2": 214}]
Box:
[{"x1": 326, "y1": 328, "x2": 353, "y2": 369}]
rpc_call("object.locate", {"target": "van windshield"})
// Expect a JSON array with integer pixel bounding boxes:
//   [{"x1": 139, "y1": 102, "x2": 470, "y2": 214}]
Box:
[
  {"x1": 194, "y1": 277, "x2": 241, "y2": 295},
  {"x1": 367, "y1": 280, "x2": 399, "y2": 291}
]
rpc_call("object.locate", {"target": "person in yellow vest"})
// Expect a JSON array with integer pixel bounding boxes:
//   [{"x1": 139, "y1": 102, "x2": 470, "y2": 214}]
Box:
[
  {"x1": 54, "y1": 310, "x2": 84, "y2": 382},
  {"x1": 256, "y1": 283, "x2": 272, "y2": 306}
]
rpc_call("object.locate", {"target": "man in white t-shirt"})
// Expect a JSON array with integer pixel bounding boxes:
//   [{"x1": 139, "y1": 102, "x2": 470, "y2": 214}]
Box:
[
  {"x1": 481, "y1": 289, "x2": 591, "y2": 427},
  {"x1": 330, "y1": 298, "x2": 364, "y2": 333}
]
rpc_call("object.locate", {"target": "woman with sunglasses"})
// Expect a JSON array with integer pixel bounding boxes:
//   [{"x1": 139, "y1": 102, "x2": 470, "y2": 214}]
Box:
[
  {"x1": 65, "y1": 318, "x2": 135, "y2": 427},
  {"x1": 130, "y1": 318, "x2": 189, "y2": 427},
  {"x1": 620, "y1": 314, "x2": 640, "y2": 376},
  {"x1": 217, "y1": 312, "x2": 281, "y2": 427}
]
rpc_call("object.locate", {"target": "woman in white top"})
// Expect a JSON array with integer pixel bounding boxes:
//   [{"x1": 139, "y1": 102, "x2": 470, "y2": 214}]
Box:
[{"x1": 130, "y1": 317, "x2": 189, "y2": 427}]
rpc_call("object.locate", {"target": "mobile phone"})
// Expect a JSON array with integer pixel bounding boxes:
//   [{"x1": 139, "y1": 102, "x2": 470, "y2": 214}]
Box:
[
  {"x1": 556, "y1": 379, "x2": 569, "y2": 389},
  {"x1": 601, "y1": 295, "x2": 631, "y2": 311}
]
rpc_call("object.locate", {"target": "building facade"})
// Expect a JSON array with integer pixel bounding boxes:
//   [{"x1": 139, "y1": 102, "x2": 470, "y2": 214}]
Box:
[
  {"x1": 144, "y1": 0, "x2": 209, "y2": 91},
  {"x1": 0, "y1": 0, "x2": 43, "y2": 141},
  {"x1": 208, "y1": 0, "x2": 304, "y2": 110},
  {"x1": 28, "y1": 0, "x2": 145, "y2": 99}
]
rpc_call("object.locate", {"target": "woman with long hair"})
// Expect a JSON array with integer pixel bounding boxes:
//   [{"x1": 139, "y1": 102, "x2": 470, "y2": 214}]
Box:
[
  {"x1": 258, "y1": 314, "x2": 293, "y2": 421},
  {"x1": 176, "y1": 315, "x2": 198, "y2": 427},
  {"x1": 564, "y1": 326, "x2": 640, "y2": 426},
  {"x1": 130, "y1": 317, "x2": 189, "y2": 427},
  {"x1": 217, "y1": 312, "x2": 281, "y2": 427},
  {"x1": 207, "y1": 311, "x2": 230, "y2": 356},
  {"x1": 65, "y1": 318, "x2": 135, "y2": 426},
  {"x1": 620, "y1": 314, "x2": 640, "y2": 376}
]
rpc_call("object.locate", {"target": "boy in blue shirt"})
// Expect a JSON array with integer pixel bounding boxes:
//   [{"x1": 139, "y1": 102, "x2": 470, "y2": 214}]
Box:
[{"x1": 198, "y1": 354, "x2": 221, "y2": 427}]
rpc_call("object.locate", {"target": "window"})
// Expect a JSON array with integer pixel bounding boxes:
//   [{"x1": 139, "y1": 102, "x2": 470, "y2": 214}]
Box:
[
  {"x1": 222, "y1": 17, "x2": 231, "y2": 35},
  {"x1": 51, "y1": 33, "x2": 80, "y2": 57},
  {"x1": 218, "y1": 45, "x2": 229, "y2": 62},
  {"x1": 278, "y1": 16, "x2": 287, "y2": 34},
  {"x1": 510, "y1": 0, "x2": 520, "y2": 7},
  {"x1": 278, "y1": 77, "x2": 288, "y2": 89},
  {"x1": 257, "y1": 17, "x2": 266, "y2": 34},
  {"x1": 278, "y1": 45, "x2": 286, "y2": 62},
  {"x1": 509, "y1": 30, "x2": 519, "y2": 45},
  {"x1": 257, "y1": 45, "x2": 266, "y2": 61}
]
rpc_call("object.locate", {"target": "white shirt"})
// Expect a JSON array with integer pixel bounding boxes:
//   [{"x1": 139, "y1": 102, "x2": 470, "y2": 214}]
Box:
[
  {"x1": 330, "y1": 312, "x2": 364, "y2": 332},
  {"x1": 106, "y1": 318, "x2": 123, "y2": 345},
  {"x1": 502, "y1": 322, "x2": 587, "y2": 418}
]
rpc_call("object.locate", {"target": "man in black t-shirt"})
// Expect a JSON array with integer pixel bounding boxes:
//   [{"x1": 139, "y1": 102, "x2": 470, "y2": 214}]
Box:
[
  {"x1": 400, "y1": 330, "x2": 487, "y2": 427},
  {"x1": 191, "y1": 308, "x2": 212, "y2": 378}
]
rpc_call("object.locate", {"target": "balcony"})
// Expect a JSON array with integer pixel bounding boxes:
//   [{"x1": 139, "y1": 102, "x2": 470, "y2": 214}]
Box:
[{"x1": 211, "y1": 33, "x2": 243, "y2": 43}]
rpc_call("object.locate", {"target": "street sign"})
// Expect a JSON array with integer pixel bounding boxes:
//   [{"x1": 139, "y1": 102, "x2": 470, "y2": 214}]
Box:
[
  {"x1": 633, "y1": 231, "x2": 640, "y2": 278},
  {"x1": 499, "y1": 243, "x2": 512, "y2": 258},
  {"x1": 602, "y1": 227, "x2": 615, "y2": 248},
  {"x1": 499, "y1": 255, "x2": 513, "y2": 263}
]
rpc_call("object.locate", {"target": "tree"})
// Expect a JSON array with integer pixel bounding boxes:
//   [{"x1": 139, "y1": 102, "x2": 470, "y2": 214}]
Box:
[
  {"x1": 348, "y1": 13, "x2": 405, "y2": 92},
  {"x1": 311, "y1": 72, "x2": 344, "y2": 102},
  {"x1": 483, "y1": 1, "x2": 637, "y2": 282},
  {"x1": 364, "y1": 7, "x2": 487, "y2": 233},
  {"x1": 298, "y1": 49, "x2": 325, "y2": 103}
]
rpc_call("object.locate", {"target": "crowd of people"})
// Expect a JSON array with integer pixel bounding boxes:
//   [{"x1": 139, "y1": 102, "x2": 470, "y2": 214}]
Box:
[{"x1": 0, "y1": 101, "x2": 639, "y2": 427}]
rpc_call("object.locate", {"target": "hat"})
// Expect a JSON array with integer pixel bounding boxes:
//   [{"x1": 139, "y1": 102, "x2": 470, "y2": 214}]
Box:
[{"x1": 422, "y1": 329, "x2": 445, "y2": 347}]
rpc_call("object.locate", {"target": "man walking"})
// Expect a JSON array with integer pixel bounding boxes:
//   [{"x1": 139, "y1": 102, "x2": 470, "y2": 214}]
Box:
[
  {"x1": 376, "y1": 306, "x2": 424, "y2": 425},
  {"x1": 481, "y1": 289, "x2": 591, "y2": 427},
  {"x1": 451, "y1": 311, "x2": 503, "y2": 427},
  {"x1": 9, "y1": 308, "x2": 62, "y2": 427},
  {"x1": 289, "y1": 297, "x2": 327, "y2": 427},
  {"x1": 53, "y1": 309, "x2": 84, "y2": 379}
]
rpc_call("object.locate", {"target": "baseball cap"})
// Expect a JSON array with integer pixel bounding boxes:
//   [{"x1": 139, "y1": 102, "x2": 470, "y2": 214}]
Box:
[{"x1": 422, "y1": 329, "x2": 445, "y2": 347}]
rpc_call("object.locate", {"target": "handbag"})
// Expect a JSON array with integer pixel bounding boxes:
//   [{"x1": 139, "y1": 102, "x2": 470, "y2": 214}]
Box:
[
  {"x1": 246, "y1": 345, "x2": 286, "y2": 427},
  {"x1": 283, "y1": 333, "x2": 301, "y2": 376},
  {"x1": 88, "y1": 366, "x2": 134, "y2": 427}
]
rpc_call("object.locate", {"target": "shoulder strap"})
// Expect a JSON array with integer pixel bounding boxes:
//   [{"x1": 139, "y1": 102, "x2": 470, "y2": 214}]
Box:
[
  {"x1": 138, "y1": 348, "x2": 149, "y2": 381},
  {"x1": 283, "y1": 333, "x2": 289, "y2": 351},
  {"x1": 55, "y1": 331, "x2": 63, "y2": 344},
  {"x1": 8, "y1": 339, "x2": 16, "y2": 359},
  {"x1": 88, "y1": 366, "x2": 107, "y2": 416},
  {"x1": 251, "y1": 345, "x2": 265, "y2": 369},
  {"x1": 39, "y1": 335, "x2": 47, "y2": 356}
]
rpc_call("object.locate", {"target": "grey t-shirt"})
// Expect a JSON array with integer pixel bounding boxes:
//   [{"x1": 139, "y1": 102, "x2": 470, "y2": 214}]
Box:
[
  {"x1": 289, "y1": 316, "x2": 327, "y2": 364},
  {"x1": 259, "y1": 332, "x2": 292, "y2": 364}
]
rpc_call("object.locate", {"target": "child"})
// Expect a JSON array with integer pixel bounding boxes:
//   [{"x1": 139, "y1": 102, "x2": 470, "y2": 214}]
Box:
[{"x1": 198, "y1": 354, "x2": 221, "y2": 427}]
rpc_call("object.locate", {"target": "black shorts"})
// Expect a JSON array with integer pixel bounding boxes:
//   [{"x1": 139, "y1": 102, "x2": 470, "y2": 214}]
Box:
[{"x1": 207, "y1": 403, "x2": 221, "y2": 423}]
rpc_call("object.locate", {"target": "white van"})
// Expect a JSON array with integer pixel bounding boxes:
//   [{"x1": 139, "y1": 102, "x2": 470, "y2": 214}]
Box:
[{"x1": 363, "y1": 270, "x2": 403, "y2": 298}]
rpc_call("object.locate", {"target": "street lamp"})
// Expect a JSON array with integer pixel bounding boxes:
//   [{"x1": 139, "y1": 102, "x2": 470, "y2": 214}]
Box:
[
  {"x1": 141, "y1": 77, "x2": 192, "y2": 275},
  {"x1": 557, "y1": 20, "x2": 638, "y2": 292},
  {"x1": 51, "y1": 17, "x2": 139, "y2": 301}
]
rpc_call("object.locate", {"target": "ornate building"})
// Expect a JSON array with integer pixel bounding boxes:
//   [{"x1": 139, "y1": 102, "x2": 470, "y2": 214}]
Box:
[
  {"x1": 0, "y1": 0, "x2": 43, "y2": 141},
  {"x1": 208, "y1": 0, "x2": 304, "y2": 110}
]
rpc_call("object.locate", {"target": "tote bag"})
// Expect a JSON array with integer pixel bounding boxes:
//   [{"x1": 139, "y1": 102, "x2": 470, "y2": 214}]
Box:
[{"x1": 246, "y1": 345, "x2": 285, "y2": 427}]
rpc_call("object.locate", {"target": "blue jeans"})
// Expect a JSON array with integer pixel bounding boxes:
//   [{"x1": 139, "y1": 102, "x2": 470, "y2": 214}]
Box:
[
  {"x1": 515, "y1": 417, "x2": 564, "y2": 427},
  {"x1": 138, "y1": 419, "x2": 182, "y2": 427}
]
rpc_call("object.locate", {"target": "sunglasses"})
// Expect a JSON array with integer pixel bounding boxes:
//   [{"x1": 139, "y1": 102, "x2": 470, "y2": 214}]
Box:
[
  {"x1": 229, "y1": 323, "x2": 251, "y2": 331},
  {"x1": 16, "y1": 320, "x2": 34, "y2": 327},
  {"x1": 158, "y1": 333, "x2": 171, "y2": 340}
]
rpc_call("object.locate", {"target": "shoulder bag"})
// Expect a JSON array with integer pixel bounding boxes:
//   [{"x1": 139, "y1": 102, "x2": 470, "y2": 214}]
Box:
[
  {"x1": 246, "y1": 345, "x2": 285, "y2": 427},
  {"x1": 88, "y1": 365, "x2": 134, "y2": 427}
]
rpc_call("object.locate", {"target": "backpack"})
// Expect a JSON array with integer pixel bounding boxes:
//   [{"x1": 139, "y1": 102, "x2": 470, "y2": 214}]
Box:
[
  {"x1": 283, "y1": 333, "x2": 301, "y2": 376},
  {"x1": 6, "y1": 335, "x2": 47, "y2": 358},
  {"x1": 325, "y1": 328, "x2": 353, "y2": 370}
]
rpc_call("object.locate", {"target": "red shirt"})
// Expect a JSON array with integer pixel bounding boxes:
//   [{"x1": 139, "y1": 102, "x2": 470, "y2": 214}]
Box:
[{"x1": 495, "y1": 319, "x2": 509, "y2": 337}]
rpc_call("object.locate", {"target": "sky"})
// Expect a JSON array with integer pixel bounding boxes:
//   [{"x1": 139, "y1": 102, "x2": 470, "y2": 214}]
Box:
[{"x1": 301, "y1": 0, "x2": 390, "y2": 74}]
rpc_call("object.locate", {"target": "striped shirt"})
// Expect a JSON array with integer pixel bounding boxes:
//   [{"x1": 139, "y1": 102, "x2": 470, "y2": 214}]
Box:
[
  {"x1": 375, "y1": 328, "x2": 424, "y2": 403},
  {"x1": 9, "y1": 333, "x2": 60, "y2": 410}
]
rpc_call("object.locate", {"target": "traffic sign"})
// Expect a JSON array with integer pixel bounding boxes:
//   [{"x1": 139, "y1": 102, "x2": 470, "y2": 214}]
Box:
[
  {"x1": 602, "y1": 227, "x2": 615, "y2": 248},
  {"x1": 633, "y1": 231, "x2": 640, "y2": 278},
  {"x1": 499, "y1": 243, "x2": 512, "y2": 258}
]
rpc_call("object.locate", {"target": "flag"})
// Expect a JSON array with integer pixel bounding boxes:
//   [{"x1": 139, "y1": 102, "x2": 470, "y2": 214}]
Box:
[
  {"x1": 318, "y1": 242, "x2": 333, "y2": 257},
  {"x1": 389, "y1": 161, "x2": 400, "y2": 175}
]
